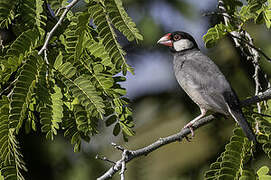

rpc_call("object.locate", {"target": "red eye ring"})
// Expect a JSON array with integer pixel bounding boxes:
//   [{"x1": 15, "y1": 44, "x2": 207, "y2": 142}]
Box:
[{"x1": 173, "y1": 34, "x2": 181, "y2": 41}]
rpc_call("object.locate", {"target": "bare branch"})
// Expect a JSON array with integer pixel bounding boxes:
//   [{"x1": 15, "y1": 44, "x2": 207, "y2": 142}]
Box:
[
  {"x1": 120, "y1": 150, "x2": 128, "y2": 180},
  {"x1": 38, "y1": 0, "x2": 80, "y2": 55},
  {"x1": 97, "y1": 88, "x2": 271, "y2": 180}
]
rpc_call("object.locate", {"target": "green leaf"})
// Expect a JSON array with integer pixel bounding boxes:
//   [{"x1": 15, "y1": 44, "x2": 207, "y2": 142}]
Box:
[
  {"x1": 120, "y1": 121, "x2": 135, "y2": 136},
  {"x1": 105, "y1": 115, "x2": 117, "y2": 127},
  {"x1": 249, "y1": 3, "x2": 262, "y2": 13},
  {"x1": 74, "y1": 104, "x2": 97, "y2": 135},
  {"x1": 204, "y1": 127, "x2": 253, "y2": 180},
  {"x1": 114, "y1": 88, "x2": 127, "y2": 95},
  {"x1": 0, "y1": 0, "x2": 17, "y2": 28},
  {"x1": 113, "y1": 122, "x2": 120, "y2": 136},
  {"x1": 264, "y1": 10, "x2": 271, "y2": 28},
  {"x1": 57, "y1": 62, "x2": 76, "y2": 79},
  {"x1": 255, "y1": 11, "x2": 265, "y2": 24},
  {"x1": 257, "y1": 166, "x2": 269, "y2": 176},
  {"x1": 93, "y1": 64, "x2": 104, "y2": 74},
  {"x1": 54, "y1": 51, "x2": 63, "y2": 69},
  {"x1": 203, "y1": 23, "x2": 233, "y2": 48}
]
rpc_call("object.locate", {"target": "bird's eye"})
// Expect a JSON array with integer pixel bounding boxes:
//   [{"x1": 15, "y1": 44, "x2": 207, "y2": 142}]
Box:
[{"x1": 173, "y1": 34, "x2": 181, "y2": 41}]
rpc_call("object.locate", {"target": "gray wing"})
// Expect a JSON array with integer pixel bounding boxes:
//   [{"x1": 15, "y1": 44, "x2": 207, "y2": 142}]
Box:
[{"x1": 173, "y1": 51, "x2": 231, "y2": 114}]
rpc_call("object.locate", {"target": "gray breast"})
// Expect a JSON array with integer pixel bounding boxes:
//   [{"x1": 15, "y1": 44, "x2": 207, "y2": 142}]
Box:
[{"x1": 173, "y1": 50, "x2": 231, "y2": 114}]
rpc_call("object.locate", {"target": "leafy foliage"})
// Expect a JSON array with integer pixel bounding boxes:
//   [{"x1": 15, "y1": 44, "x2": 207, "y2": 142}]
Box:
[
  {"x1": 203, "y1": 23, "x2": 233, "y2": 48},
  {"x1": 0, "y1": 96, "x2": 26, "y2": 180},
  {"x1": 0, "y1": 0, "x2": 16, "y2": 28},
  {"x1": 203, "y1": 1, "x2": 271, "y2": 179},
  {"x1": 203, "y1": 0, "x2": 271, "y2": 47},
  {"x1": 250, "y1": 101, "x2": 271, "y2": 159},
  {"x1": 0, "y1": 0, "x2": 142, "y2": 178},
  {"x1": 40, "y1": 84, "x2": 63, "y2": 140},
  {"x1": 0, "y1": 28, "x2": 40, "y2": 85},
  {"x1": 257, "y1": 166, "x2": 271, "y2": 179},
  {"x1": 88, "y1": 2, "x2": 134, "y2": 75},
  {"x1": 204, "y1": 127, "x2": 255, "y2": 180},
  {"x1": 105, "y1": 0, "x2": 143, "y2": 42},
  {"x1": 9, "y1": 53, "x2": 42, "y2": 133}
]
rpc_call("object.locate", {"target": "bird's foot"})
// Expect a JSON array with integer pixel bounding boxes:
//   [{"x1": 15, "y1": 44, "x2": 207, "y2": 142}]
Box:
[
  {"x1": 184, "y1": 135, "x2": 192, "y2": 142},
  {"x1": 182, "y1": 123, "x2": 195, "y2": 141}
]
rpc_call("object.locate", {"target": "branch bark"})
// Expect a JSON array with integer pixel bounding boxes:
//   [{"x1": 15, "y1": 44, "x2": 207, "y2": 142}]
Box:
[
  {"x1": 38, "y1": 0, "x2": 80, "y2": 55},
  {"x1": 97, "y1": 88, "x2": 271, "y2": 180}
]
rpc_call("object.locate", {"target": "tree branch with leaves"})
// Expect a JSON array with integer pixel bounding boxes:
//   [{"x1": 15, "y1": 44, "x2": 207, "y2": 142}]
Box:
[
  {"x1": 0, "y1": 0, "x2": 142, "y2": 179},
  {"x1": 0, "y1": 0, "x2": 271, "y2": 179}
]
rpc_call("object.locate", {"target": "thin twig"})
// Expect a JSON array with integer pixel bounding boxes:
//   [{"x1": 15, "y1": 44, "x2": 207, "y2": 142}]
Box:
[
  {"x1": 252, "y1": 112, "x2": 271, "y2": 118},
  {"x1": 97, "y1": 88, "x2": 271, "y2": 180},
  {"x1": 111, "y1": 142, "x2": 125, "y2": 152},
  {"x1": 202, "y1": 11, "x2": 232, "y2": 19},
  {"x1": 96, "y1": 155, "x2": 116, "y2": 165},
  {"x1": 227, "y1": 33, "x2": 271, "y2": 62},
  {"x1": 38, "y1": 0, "x2": 80, "y2": 55}
]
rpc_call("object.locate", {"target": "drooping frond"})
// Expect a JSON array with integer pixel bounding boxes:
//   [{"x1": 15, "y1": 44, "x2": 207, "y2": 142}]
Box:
[
  {"x1": 61, "y1": 12, "x2": 90, "y2": 63},
  {"x1": 2, "y1": 129, "x2": 27, "y2": 180},
  {"x1": 204, "y1": 128, "x2": 255, "y2": 179},
  {"x1": 62, "y1": 104, "x2": 92, "y2": 152},
  {"x1": 105, "y1": 0, "x2": 143, "y2": 42},
  {"x1": 250, "y1": 102, "x2": 271, "y2": 159},
  {"x1": 0, "y1": 0, "x2": 16, "y2": 28},
  {"x1": 0, "y1": 96, "x2": 10, "y2": 164},
  {"x1": 7, "y1": 28, "x2": 40, "y2": 58},
  {"x1": 0, "y1": 96, "x2": 26, "y2": 180},
  {"x1": 66, "y1": 75, "x2": 105, "y2": 118},
  {"x1": 55, "y1": 59, "x2": 105, "y2": 118},
  {"x1": 86, "y1": 38, "x2": 113, "y2": 68},
  {"x1": 35, "y1": 0, "x2": 47, "y2": 37},
  {"x1": 74, "y1": 104, "x2": 98, "y2": 136},
  {"x1": 78, "y1": 50, "x2": 114, "y2": 94},
  {"x1": 88, "y1": 2, "x2": 132, "y2": 74},
  {"x1": 9, "y1": 52, "x2": 42, "y2": 133},
  {"x1": 257, "y1": 166, "x2": 271, "y2": 179},
  {"x1": 47, "y1": 0, "x2": 66, "y2": 13},
  {"x1": 40, "y1": 85, "x2": 63, "y2": 140},
  {"x1": 111, "y1": 97, "x2": 134, "y2": 139}
]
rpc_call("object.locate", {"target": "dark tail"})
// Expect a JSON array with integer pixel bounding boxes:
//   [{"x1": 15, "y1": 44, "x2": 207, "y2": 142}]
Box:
[
  {"x1": 228, "y1": 108, "x2": 257, "y2": 143},
  {"x1": 223, "y1": 90, "x2": 257, "y2": 143}
]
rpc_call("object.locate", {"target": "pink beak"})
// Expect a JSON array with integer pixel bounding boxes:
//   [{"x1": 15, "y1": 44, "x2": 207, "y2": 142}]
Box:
[{"x1": 157, "y1": 33, "x2": 173, "y2": 47}]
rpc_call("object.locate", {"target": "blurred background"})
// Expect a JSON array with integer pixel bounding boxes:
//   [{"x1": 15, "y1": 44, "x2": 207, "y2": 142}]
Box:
[{"x1": 21, "y1": 0, "x2": 271, "y2": 179}]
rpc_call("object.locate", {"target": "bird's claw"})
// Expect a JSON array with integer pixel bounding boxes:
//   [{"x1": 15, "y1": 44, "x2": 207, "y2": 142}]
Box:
[
  {"x1": 184, "y1": 135, "x2": 192, "y2": 142},
  {"x1": 189, "y1": 126, "x2": 195, "y2": 137},
  {"x1": 182, "y1": 123, "x2": 195, "y2": 142}
]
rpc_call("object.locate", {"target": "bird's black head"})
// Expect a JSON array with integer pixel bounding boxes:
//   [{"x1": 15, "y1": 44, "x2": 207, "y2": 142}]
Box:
[{"x1": 157, "y1": 31, "x2": 198, "y2": 52}]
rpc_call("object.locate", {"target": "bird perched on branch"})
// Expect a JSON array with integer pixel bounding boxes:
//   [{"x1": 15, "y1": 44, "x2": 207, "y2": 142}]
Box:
[{"x1": 157, "y1": 31, "x2": 256, "y2": 142}]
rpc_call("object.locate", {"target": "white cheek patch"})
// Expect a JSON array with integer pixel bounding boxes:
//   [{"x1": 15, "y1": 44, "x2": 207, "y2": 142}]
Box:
[{"x1": 173, "y1": 39, "x2": 194, "y2": 51}]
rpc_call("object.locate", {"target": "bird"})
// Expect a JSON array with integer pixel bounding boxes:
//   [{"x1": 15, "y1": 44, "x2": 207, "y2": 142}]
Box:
[{"x1": 157, "y1": 31, "x2": 256, "y2": 143}]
